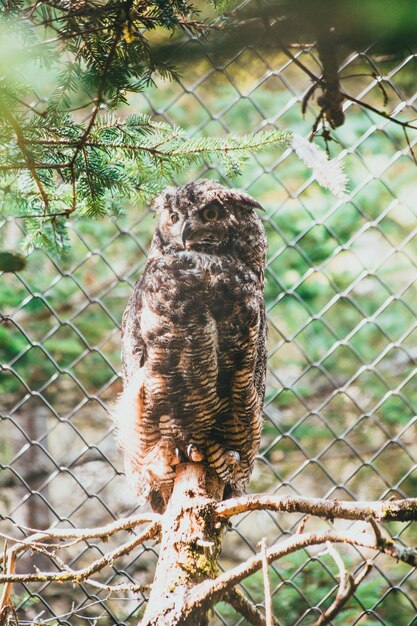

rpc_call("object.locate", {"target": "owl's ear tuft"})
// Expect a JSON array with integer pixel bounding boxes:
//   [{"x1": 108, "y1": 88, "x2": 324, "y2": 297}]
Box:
[
  {"x1": 150, "y1": 187, "x2": 176, "y2": 213},
  {"x1": 221, "y1": 188, "x2": 264, "y2": 212},
  {"x1": 149, "y1": 194, "x2": 162, "y2": 213}
]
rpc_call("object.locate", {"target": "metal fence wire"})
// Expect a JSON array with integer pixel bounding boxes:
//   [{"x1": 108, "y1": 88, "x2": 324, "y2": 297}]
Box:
[{"x1": 1, "y1": 31, "x2": 417, "y2": 626}]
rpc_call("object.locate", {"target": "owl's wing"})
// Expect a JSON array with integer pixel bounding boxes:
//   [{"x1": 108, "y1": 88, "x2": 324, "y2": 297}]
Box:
[
  {"x1": 233, "y1": 308, "x2": 265, "y2": 460},
  {"x1": 121, "y1": 280, "x2": 146, "y2": 382},
  {"x1": 245, "y1": 300, "x2": 267, "y2": 482},
  {"x1": 254, "y1": 300, "x2": 267, "y2": 404},
  {"x1": 207, "y1": 299, "x2": 266, "y2": 496},
  {"x1": 113, "y1": 282, "x2": 147, "y2": 495}
]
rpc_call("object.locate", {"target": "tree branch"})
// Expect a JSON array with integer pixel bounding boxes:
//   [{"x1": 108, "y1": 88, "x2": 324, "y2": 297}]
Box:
[
  {"x1": 223, "y1": 588, "x2": 267, "y2": 626},
  {"x1": 314, "y1": 544, "x2": 372, "y2": 626},
  {"x1": 0, "y1": 513, "x2": 160, "y2": 611},
  {"x1": 0, "y1": 108, "x2": 51, "y2": 208},
  {"x1": 140, "y1": 463, "x2": 225, "y2": 626},
  {"x1": 215, "y1": 494, "x2": 417, "y2": 522},
  {"x1": 259, "y1": 537, "x2": 273, "y2": 626},
  {"x1": 0, "y1": 521, "x2": 159, "y2": 606},
  {"x1": 69, "y1": 27, "x2": 123, "y2": 169},
  {"x1": 2, "y1": 494, "x2": 416, "y2": 624},
  {"x1": 0, "y1": 162, "x2": 71, "y2": 170},
  {"x1": 281, "y1": 46, "x2": 417, "y2": 133},
  {"x1": 184, "y1": 525, "x2": 416, "y2": 621}
]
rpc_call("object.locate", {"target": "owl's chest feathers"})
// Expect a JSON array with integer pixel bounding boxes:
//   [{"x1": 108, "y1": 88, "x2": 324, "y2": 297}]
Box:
[
  {"x1": 156, "y1": 250, "x2": 258, "y2": 291},
  {"x1": 148, "y1": 253, "x2": 259, "y2": 316},
  {"x1": 180, "y1": 249, "x2": 225, "y2": 272},
  {"x1": 141, "y1": 251, "x2": 261, "y2": 348}
]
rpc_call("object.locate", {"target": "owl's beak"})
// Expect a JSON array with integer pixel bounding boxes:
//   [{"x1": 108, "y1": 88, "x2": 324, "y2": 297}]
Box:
[{"x1": 181, "y1": 221, "x2": 192, "y2": 248}]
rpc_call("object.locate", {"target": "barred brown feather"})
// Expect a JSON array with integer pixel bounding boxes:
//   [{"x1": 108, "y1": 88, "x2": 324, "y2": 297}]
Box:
[{"x1": 113, "y1": 179, "x2": 267, "y2": 512}]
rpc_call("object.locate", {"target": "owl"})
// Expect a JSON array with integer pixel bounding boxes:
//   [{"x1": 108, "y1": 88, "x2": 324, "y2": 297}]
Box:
[{"x1": 113, "y1": 179, "x2": 267, "y2": 512}]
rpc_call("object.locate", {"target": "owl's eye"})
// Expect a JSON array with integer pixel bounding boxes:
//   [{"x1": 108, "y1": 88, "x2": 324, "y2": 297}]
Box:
[
  {"x1": 170, "y1": 213, "x2": 179, "y2": 224},
  {"x1": 202, "y1": 204, "x2": 221, "y2": 222}
]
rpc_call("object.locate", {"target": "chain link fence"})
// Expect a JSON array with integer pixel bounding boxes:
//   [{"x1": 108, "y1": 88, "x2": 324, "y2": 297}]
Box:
[{"x1": 1, "y1": 30, "x2": 417, "y2": 626}]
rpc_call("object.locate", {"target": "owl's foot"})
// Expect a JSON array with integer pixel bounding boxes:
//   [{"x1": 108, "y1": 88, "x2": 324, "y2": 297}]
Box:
[
  {"x1": 223, "y1": 450, "x2": 240, "y2": 466},
  {"x1": 206, "y1": 443, "x2": 241, "y2": 482},
  {"x1": 171, "y1": 448, "x2": 182, "y2": 465},
  {"x1": 186, "y1": 444, "x2": 205, "y2": 462},
  {"x1": 158, "y1": 439, "x2": 182, "y2": 466}
]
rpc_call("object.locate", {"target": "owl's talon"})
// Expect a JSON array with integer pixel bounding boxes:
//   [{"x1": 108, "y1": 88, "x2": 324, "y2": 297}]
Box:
[
  {"x1": 224, "y1": 450, "x2": 240, "y2": 466},
  {"x1": 171, "y1": 448, "x2": 182, "y2": 466},
  {"x1": 187, "y1": 444, "x2": 204, "y2": 462}
]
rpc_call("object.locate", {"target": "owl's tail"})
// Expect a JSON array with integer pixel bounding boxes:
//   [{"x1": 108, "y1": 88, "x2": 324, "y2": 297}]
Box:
[
  {"x1": 111, "y1": 369, "x2": 150, "y2": 501},
  {"x1": 112, "y1": 370, "x2": 145, "y2": 460}
]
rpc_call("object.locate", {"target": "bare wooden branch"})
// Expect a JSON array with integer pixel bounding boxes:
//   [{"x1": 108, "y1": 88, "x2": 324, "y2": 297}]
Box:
[
  {"x1": 215, "y1": 494, "x2": 417, "y2": 522},
  {"x1": 1, "y1": 512, "x2": 159, "y2": 549},
  {"x1": 366, "y1": 515, "x2": 384, "y2": 547},
  {"x1": 223, "y1": 588, "x2": 267, "y2": 626},
  {"x1": 281, "y1": 46, "x2": 417, "y2": 133},
  {"x1": 259, "y1": 538, "x2": 273, "y2": 626},
  {"x1": 296, "y1": 515, "x2": 308, "y2": 534},
  {"x1": 314, "y1": 545, "x2": 372, "y2": 626},
  {"x1": 82, "y1": 579, "x2": 150, "y2": 594},
  {"x1": 325, "y1": 541, "x2": 348, "y2": 589},
  {"x1": 0, "y1": 521, "x2": 159, "y2": 584},
  {"x1": 316, "y1": 34, "x2": 345, "y2": 128},
  {"x1": 0, "y1": 513, "x2": 160, "y2": 611},
  {"x1": 0, "y1": 548, "x2": 16, "y2": 613},
  {"x1": 182, "y1": 525, "x2": 417, "y2": 621},
  {"x1": 1, "y1": 491, "x2": 416, "y2": 625}
]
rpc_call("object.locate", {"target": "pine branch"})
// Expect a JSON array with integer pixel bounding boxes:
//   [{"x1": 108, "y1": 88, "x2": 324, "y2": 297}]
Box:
[
  {"x1": 0, "y1": 109, "x2": 290, "y2": 251},
  {"x1": 0, "y1": 3, "x2": 292, "y2": 254},
  {"x1": 69, "y1": 27, "x2": 124, "y2": 168},
  {"x1": 0, "y1": 107, "x2": 50, "y2": 210}
]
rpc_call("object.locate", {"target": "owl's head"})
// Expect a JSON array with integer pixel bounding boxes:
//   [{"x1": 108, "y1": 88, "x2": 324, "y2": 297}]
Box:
[{"x1": 150, "y1": 179, "x2": 266, "y2": 274}]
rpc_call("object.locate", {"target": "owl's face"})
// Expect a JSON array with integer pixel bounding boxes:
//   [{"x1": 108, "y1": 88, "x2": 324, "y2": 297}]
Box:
[
  {"x1": 152, "y1": 179, "x2": 264, "y2": 256},
  {"x1": 158, "y1": 197, "x2": 231, "y2": 252}
]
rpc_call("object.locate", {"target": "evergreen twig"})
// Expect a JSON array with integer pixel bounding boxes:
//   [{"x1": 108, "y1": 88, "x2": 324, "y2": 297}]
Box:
[{"x1": 0, "y1": 1, "x2": 290, "y2": 255}]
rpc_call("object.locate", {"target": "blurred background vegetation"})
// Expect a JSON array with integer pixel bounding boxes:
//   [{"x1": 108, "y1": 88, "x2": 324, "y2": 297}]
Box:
[{"x1": 1, "y1": 1, "x2": 417, "y2": 625}]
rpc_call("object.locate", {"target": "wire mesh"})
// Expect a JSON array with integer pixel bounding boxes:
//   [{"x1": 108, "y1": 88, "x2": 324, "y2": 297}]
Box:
[{"x1": 1, "y1": 30, "x2": 417, "y2": 626}]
